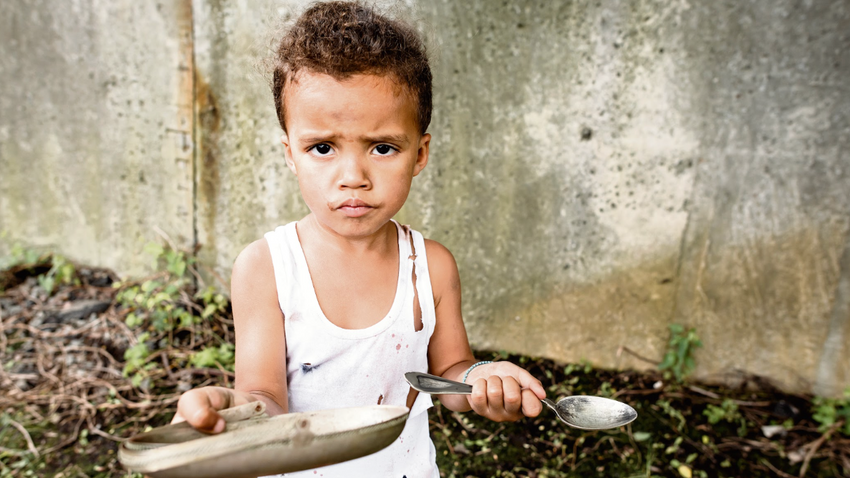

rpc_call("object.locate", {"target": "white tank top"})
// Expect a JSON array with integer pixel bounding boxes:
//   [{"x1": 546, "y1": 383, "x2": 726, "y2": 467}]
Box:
[{"x1": 263, "y1": 220, "x2": 439, "y2": 478}]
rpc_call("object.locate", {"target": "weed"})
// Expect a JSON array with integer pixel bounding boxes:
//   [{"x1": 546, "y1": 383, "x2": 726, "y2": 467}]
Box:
[
  {"x1": 657, "y1": 399, "x2": 687, "y2": 431},
  {"x1": 114, "y1": 242, "x2": 232, "y2": 389},
  {"x1": 658, "y1": 324, "x2": 702, "y2": 382},
  {"x1": 812, "y1": 388, "x2": 850, "y2": 435},
  {"x1": 0, "y1": 241, "x2": 43, "y2": 270},
  {"x1": 704, "y1": 400, "x2": 740, "y2": 425},
  {"x1": 0, "y1": 243, "x2": 52, "y2": 292},
  {"x1": 190, "y1": 343, "x2": 235, "y2": 371},
  {"x1": 597, "y1": 381, "x2": 615, "y2": 398},
  {"x1": 113, "y1": 247, "x2": 195, "y2": 334},
  {"x1": 36, "y1": 254, "x2": 79, "y2": 295},
  {"x1": 704, "y1": 399, "x2": 748, "y2": 436},
  {"x1": 122, "y1": 333, "x2": 155, "y2": 388}
]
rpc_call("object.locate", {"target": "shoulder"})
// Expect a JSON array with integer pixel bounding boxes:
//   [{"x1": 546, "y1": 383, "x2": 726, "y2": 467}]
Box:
[
  {"x1": 423, "y1": 239, "x2": 456, "y2": 271},
  {"x1": 231, "y1": 238, "x2": 275, "y2": 291},
  {"x1": 233, "y1": 238, "x2": 272, "y2": 273},
  {"x1": 230, "y1": 238, "x2": 283, "y2": 322},
  {"x1": 423, "y1": 239, "x2": 460, "y2": 305}
]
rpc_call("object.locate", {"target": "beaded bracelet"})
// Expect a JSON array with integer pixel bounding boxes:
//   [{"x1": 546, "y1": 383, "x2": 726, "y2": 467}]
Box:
[{"x1": 462, "y1": 361, "x2": 493, "y2": 383}]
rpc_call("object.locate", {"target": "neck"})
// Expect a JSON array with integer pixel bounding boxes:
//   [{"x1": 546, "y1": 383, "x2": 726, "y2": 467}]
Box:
[{"x1": 297, "y1": 214, "x2": 397, "y2": 256}]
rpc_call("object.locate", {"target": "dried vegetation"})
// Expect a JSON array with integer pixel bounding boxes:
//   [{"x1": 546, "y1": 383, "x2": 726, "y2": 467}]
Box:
[{"x1": 1, "y1": 251, "x2": 848, "y2": 477}]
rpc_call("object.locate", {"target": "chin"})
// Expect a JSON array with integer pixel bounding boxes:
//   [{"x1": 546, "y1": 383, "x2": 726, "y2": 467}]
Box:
[{"x1": 322, "y1": 216, "x2": 390, "y2": 238}]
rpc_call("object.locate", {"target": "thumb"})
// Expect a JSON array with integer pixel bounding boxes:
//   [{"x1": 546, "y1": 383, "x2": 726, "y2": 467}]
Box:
[{"x1": 176, "y1": 387, "x2": 236, "y2": 434}]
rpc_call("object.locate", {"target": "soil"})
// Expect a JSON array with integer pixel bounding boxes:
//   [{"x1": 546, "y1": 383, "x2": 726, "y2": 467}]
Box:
[{"x1": 1, "y1": 258, "x2": 848, "y2": 477}]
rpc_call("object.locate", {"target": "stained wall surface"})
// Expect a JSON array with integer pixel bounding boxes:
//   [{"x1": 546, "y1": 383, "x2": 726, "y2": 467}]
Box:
[
  {"x1": 2, "y1": 0, "x2": 848, "y2": 394},
  {"x1": 0, "y1": 0, "x2": 196, "y2": 275}
]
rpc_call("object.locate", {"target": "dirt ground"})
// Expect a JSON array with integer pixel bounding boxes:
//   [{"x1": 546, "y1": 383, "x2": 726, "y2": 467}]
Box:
[{"x1": 1, "y1": 256, "x2": 848, "y2": 477}]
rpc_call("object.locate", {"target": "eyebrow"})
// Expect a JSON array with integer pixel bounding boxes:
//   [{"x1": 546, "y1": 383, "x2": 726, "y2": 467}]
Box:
[
  {"x1": 300, "y1": 133, "x2": 411, "y2": 147},
  {"x1": 365, "y1": 134, "x2": 411, "y2": 146}
]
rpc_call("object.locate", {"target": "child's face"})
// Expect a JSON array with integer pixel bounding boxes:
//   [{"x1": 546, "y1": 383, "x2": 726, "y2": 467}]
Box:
[{"x1": 281, "y1": 72, "x2": 430, "y2": 238}]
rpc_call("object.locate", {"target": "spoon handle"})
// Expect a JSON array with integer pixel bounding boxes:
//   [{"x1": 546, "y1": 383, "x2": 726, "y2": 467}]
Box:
[{"x1": 405, "y1": 372, "x2": 473, "y2": 394}]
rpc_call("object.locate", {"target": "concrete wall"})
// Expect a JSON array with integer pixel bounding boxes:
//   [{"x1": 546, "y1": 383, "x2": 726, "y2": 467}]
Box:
[
  {"x1": 0, "y1": 0, "x2": 196, "y2": 274},
  {"x1": 1, "y1": 0, "x2": 848, "y2": 395}
]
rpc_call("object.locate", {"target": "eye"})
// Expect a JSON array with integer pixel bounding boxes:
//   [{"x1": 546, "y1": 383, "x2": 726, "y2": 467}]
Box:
[
  {"x1": 308, "y1": 143, "x2": 333, "y2": 156},
  {"x1": 373, "y1": 144, "x2": 397, "y2": 156}
]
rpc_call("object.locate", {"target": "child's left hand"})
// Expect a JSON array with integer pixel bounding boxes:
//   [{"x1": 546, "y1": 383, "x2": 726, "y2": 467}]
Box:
[{"x1": 464, "y1": 361, "x2": 546, "y2": 422}]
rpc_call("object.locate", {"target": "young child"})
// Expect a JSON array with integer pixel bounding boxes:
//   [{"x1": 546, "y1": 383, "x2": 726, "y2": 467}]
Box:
[{"x1": 173, "y1": 2, "x2": 546, "y2": 476}]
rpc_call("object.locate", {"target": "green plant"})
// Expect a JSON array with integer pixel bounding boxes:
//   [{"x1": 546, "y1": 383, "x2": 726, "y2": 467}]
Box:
[
  {"x1": 190, "y1": 343, "x2": 235, "y2": 371},
  {"x1": 704, "y1": 400, "x2": 740, "y2": 425},
  {"x1": 114, "y1": 245, "x2": 196, "y2": 334},
  {"x1": 658, "y1": 324, "x2": 702, "y2": 382},
  {"x1": 812, "y1": 388, "x2": 850, "y2": 435},
  {"x1": 0, "y1": 242, "x2": 43, "y2": 269},
  {"x1": 114, "y1": 242, "x2": 231, "y2": 389},
  {"x1": 197, "y1": 286, "x2": 229, "y2": 319},
  {"x1": 657, "y1": 399, "x2": 686, "y2": 431},
  {"x1": 1, "y1": 242, "x2": 52, "y2": 293},
  {"x1": 704, "y1": 399, "x2": 748, "y2": 436},
  {"x1": 598, "y1": 381, "x2": 615, "y2": 398},
  {"x1": 122, "y1": 333, "x2": 156, "y2": 388},
  {"x1": 36, "y1": 255, "x2": 79, "y2": 295}
]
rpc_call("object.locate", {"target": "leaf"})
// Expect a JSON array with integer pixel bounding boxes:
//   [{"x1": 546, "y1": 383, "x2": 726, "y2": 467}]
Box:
[
  {"x1": 179, "y1": 311, "x2": 194, "y2": 328},
  {"x1": 144, "y1": 243, "x2": 164, "y2": 259},
  {"x1": 125, "y1": 313, "x2": 141, "y2": 328},
  {"x1": 171, "y1": 259, "x2": 186, "y2": 278},
  {"x1": 658, "y1": 352, "x2": 676, "y2": 370},
  {"x1": 678, "y1": 464, "x2": 692, "y2": 478},
  {"x1": 38, "y1": 275, "x2": 55, "y2": 295},
  {"x1": 140, "y1": 280, "x2": 158, "y2": 293},
  {"x1": 191, "y1": 347, "x2": 220, "y2": 368},
  {"x1": 632, "y1": 431, "x2": 651, "y2": 442},
  {"x1": 202, "y1": 304, "x2": 218, "y2": 319}
]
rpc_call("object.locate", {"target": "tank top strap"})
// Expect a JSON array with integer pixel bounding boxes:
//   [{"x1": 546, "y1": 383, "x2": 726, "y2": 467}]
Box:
[
  {"x1": 394, "y1": 221, "x2": 437, "y2": 338},
  {"x1": 264, "y1": 224, "x2": 297, "y2": 315}
]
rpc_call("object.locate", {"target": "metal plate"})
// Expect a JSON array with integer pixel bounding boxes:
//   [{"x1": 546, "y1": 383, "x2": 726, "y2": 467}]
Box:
[{"x1": 119, "y1": 403, "x2": 409, "y2": 478}]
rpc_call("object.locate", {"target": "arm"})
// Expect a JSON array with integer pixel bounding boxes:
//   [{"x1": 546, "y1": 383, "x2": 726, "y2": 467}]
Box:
[
  {"x1": 172, "y1": 238, "x2": 288, "y2": 433},
  {"x1": 424, "y1": 240, "x2": 545, "y2": 422}
]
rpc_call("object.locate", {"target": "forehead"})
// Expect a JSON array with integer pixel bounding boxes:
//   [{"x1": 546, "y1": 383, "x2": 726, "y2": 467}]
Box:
[{"x1": 284, "y1": 72, "x2": 418, "y2": 136}]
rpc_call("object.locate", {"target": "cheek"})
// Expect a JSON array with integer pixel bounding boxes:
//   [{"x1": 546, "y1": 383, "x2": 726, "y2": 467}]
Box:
[
  {"x1": 294, "y1": 170, "x2": 322, "y2": 199},
  {"x1": 386, "y1": 175, "x2": 413, "y2": 202}
]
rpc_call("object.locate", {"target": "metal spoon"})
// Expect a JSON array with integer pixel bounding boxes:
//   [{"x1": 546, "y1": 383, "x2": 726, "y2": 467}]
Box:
[{"x1": 404, "y1": 371, "x2": 637, "y2": 430}]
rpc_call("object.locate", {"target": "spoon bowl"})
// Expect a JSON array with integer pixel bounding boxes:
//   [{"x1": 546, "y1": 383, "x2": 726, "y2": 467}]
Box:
[
  {"x1": 405, "y1": 372, "x2": 637, "y2": 430},
  {"x1": 541, "y1": 396, "x2": 636, "y2": 430}
]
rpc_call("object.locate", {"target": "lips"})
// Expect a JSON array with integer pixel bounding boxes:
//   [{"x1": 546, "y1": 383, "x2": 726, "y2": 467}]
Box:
[{"x1": 336, "y1": 198, "x2": 374, "y2": 218}]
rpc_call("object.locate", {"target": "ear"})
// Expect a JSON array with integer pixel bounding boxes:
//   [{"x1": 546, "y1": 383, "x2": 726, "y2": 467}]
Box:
[
  {"x1": 412, "y1": 133, "x2": 430, "y2": 177},
  {"x1": 281, "y1": 133, "x2": 297, "y2": 175}
]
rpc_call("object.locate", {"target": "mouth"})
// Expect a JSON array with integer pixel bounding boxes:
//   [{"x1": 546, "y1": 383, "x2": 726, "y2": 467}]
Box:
[{"x1": 335, "y1": 198, "x2": 374, "y2": 218}]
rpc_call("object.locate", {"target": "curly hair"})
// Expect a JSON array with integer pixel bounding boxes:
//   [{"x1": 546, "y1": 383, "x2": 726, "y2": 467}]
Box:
[{"x1": 272, "y1": 1, "x2": 432, "y2": 134}]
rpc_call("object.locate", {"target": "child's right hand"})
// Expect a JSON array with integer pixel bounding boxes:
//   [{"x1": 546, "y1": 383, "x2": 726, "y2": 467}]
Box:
[
  {"x1": 171, "y1": 386, "x2": 256, "y2": 434},
  {"x1": 463, "y1": 361, "x2": 546, "y2": 422}
]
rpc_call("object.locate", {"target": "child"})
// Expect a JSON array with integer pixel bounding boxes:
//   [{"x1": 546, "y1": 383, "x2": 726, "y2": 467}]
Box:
[{"x1": 173, "y1": 2, "x2": 546, "y2": 476}]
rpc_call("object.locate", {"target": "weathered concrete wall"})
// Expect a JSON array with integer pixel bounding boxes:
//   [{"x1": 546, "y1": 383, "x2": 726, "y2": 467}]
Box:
[
  {"x1": 671, "y1": 0, "x2": 850, "y2": 394},
  {"x1": 191, "y1": 0, "x2": 309, "y2": 287},
  {"x1": 0, "y1": 0, "x2": 196, "y2": 276},
  {"x1": 2, "y1": 0, "x2": 849, "y2": 394},
  {"x1": 406, "y1": 0, "x2": 850, "y2": 394}
]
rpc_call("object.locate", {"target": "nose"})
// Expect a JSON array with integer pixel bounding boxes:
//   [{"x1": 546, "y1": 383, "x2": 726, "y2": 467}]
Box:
[{"x1": 337, "y1": 153, "x2": 371, "y2": 190}]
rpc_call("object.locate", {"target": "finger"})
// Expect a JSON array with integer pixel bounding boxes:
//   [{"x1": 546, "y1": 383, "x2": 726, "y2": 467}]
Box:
[
  {"x1": 515, "y1": 369, "x2": 547, "y2": 400},
  {"x1": 520, "y1": 389, "x2": 544, "y2": 417},
  {"x1": 501, "y1": 376, "x2": 523, "y2": 417},
  {"x1": 170, "y1": 412, "x2": 186, "y2": 424},
  {"x1": 176, "y1": 388, "x2": 233, "y2": 434},
  {"x1": 469, "y1": 378, "x2": 489, "y2": 416},
  {"x1": 486, "y1": 375, "x2": 504, "y2": 413}
]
